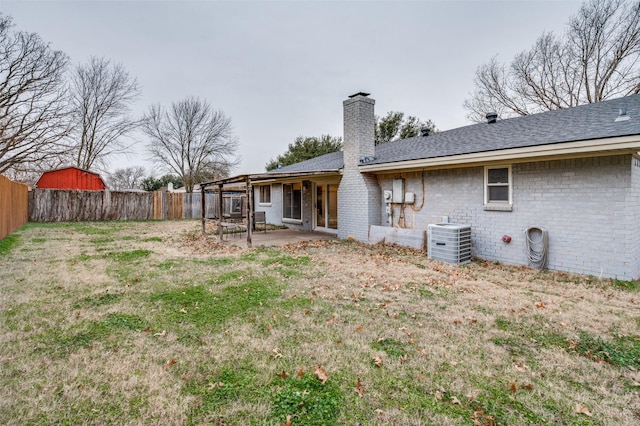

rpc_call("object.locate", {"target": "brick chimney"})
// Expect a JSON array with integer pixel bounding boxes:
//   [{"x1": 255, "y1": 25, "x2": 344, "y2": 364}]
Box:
[
  {"x1": 337, "y1": 92, "x2": 380, "y2": 242},
  {"x1": 342, "y1": 92, "x2": 375, "y2": 169}
]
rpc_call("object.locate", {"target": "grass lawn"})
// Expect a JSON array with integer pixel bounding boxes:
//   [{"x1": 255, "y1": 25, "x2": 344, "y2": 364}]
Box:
[{"x1": 0, "y1": 220, "x2": 638, "y2": 425}]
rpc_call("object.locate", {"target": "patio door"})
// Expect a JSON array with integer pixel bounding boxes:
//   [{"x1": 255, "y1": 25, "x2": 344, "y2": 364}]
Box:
[{"x1": 315, "y1": 184, "x2": 338, "y2": 232}]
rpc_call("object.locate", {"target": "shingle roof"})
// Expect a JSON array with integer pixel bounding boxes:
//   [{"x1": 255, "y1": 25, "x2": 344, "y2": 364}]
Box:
[
  {"x1": 271, "y1": 95, "x2": 640, "y2": 173},
  {"x1": 370, "y1": 94, "x2": 640, "y2": 165},
  {"x1": 268, "y1": 150, "x2": 343, "y2": 173}
]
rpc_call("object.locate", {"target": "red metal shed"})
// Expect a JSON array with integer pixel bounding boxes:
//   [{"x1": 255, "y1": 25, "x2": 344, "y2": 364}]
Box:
[{"x1": 36, "y1": 167, "x2": 106, "y2": 190}]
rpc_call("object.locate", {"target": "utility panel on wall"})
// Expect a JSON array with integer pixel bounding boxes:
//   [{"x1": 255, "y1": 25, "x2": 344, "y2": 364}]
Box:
[{"x1": 392, "y1": 179, "x2": 404, "y2": 203}]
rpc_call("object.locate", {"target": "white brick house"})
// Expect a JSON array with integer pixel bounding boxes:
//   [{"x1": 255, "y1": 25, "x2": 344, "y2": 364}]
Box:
[{"x1": 226, "y1": 93, "x2": 640, "y2": 280}]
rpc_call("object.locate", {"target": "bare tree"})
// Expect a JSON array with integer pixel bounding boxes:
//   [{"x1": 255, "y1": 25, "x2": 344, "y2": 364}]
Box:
[
  {"x1": 4, "y1": 156, "x2": 68, "y2": 187},
  {"x1": 70, "y1": 56, "x2": 140, "y2": 170},
  {"x1": 142, "y1": 97, "x2": 239, "y2": 192},
  {"x1": 0, "y1": 15, "x2": 72, "y2": 174},
  {"x1": 465, "y1": 0, "x2": 640, "y2": 122},
  {"x1": 107, "y1": 166, "x2": 146, "y2": 190}
]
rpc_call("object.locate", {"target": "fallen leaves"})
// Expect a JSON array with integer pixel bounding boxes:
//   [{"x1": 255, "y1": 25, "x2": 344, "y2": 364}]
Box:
[
  {"x1": 416, "y1": 372, "x2": 428, "y2": 382},
  {"x1": 509, "y1": 381, "x2": 534, "y2": 393},
  {"x1": 163, "y1": 359, "x2": 177, "y2": 369},
  {"x1": 314, "y1": 365, "x2": 328, "y2": 384},
  {"x1": 573, "y1": 403, "x2": 593, "y2": 417},
  {"x1": 373, "y1": 356, "x2": 383, "y2": 367},
  {"x1": 354, "y1": 378, "x2": 364, "y2": 397},
  {"x1": 472, "y1": 409, "x2": 497, "y2": 426},
  {"x1": 513, "y1": 363, "x2": 529, "y2": 372},
  {"x1": 282, "y1": 414, "x2": 292, "y2": 426}
]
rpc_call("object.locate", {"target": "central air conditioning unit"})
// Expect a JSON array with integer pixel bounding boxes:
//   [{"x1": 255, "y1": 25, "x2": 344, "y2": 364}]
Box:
[{"x1": 428, "y1": 223, "x2": 471, "y2": 264}]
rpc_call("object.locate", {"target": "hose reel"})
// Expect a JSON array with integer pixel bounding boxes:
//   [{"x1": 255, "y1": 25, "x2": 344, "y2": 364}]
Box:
[{"x1": 525, "y1": 227, "x2": 548, "y2": 270}]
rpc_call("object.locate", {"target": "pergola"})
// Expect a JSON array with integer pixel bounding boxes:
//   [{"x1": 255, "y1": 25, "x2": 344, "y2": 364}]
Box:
[{"x1": 199, "y1": 170, "x2": 339, "y2": 247}]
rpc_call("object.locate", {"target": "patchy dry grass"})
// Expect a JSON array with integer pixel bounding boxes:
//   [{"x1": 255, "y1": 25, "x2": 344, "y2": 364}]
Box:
[{"x1": 1, "y1": 220, "x2": 639, "y2": 425}]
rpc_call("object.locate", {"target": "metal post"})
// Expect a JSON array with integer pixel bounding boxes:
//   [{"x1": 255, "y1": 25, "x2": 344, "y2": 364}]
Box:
[
  {"x1": 246, "y1": 176, "x2": 252, "y2": 248},
  {"x1": 201, "y1": 185, "x2": 206, "y2": 235},
  {"x1": 217, "y1": 184, "x2": 224, "y2": 240}
]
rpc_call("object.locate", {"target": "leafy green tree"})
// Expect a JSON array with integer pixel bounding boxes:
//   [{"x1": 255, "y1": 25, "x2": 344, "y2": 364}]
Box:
[
  {"x1": 375, "y1": 112, "x2": 437, "y2": 144},
  {"x1": 140, "y1": 174, "x2": 183, "y2": 192},
  {"x1": 266, "y1": 135, "x2": 342, "y2": 171}
]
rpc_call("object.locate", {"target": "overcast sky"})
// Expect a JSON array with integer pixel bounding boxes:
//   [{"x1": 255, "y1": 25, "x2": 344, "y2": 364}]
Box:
[{"x1": 1, "y1": 0, "x2": 582, "y2": 176}]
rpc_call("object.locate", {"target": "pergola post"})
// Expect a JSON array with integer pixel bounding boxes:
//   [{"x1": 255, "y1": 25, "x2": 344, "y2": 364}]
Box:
[
  {"x1": 246, "y1": 176, "x2": 252, "y2": 248},
  {"x1": 217, "y1": 183, "x2": 224, "y2": 240},
  {"x1": 201, "y1": 185, "x2": 206, "y2": 235}
]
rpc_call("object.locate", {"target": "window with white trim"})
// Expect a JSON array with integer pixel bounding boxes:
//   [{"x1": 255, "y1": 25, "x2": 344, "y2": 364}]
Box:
[
  {"x1": 259, "y1": 185, "x2": 271, "y2": 204},
  {"x1": 282, "y1": 183, "x2": 302, "y2": 221},
  {"x1": 484, "y1": 166, "x2": 512, "y2": 205}
]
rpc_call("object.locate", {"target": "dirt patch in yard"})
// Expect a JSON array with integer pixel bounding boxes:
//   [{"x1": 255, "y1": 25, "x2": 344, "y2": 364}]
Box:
[{"x1": 1, "y1": 220, "x2": 638, "y2": 425}]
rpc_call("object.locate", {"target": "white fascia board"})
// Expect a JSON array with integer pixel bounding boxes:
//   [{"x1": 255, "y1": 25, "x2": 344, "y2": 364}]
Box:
[{"x1": 358, "y1": 136, "x2": 640, "y2": 172}]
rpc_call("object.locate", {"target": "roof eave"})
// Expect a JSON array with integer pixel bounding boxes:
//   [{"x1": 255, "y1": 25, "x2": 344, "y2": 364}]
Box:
[
  {"x1": 359, "y1": 135, "x2": 640, "y2": 173},
  {"x1": 200, "y1": 170, "x2": 342, "y2": 189},
  {"x1": 250, "y1": 170, "x2": 342, "y2": 184}
]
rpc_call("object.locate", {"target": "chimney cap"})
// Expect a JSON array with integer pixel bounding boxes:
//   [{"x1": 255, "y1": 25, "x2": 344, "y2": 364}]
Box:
[
  {"x1": 485, "y1": 112, "x2": 498, "y2": 123},
  {"x1": 348, "y1": 92, "x2": 370, "y2": 98}
]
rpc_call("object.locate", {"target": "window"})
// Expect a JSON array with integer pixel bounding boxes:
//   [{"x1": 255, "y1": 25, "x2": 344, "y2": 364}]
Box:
[
  {"x1": 259, "y1": 185, "x2": 271, "y2": 204},
  {"x1": 283, "y1": 183, "x2": 302, "y2": 221},
  {"x1": 485, "y1": 166, "x2": 512, "y2": 205}
]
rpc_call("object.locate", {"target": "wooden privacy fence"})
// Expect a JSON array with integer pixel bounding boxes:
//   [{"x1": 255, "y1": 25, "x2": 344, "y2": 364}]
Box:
[
  {"x1": 0, "y1": 174, "x2": 28, "y2": 240},
  {"x1": 28, "y1": 189, "x2": 230, "y2": 222},
  {"x1": 29, "y1": 189, "x2": 154, "y2": 222},
  {"x1": 184, "y1": 192, "x2": 220, "y2": 219},
  {"x1": 152, "y1": 192, "x2": 220, "y2": 219},
  {"x1": 153, "y1": 191, "x2": 183, "y2": 220}
]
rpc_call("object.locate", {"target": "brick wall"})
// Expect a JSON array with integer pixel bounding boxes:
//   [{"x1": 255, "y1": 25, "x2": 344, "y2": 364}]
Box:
[
  {"x1": 378, "y1": 155, "x2": 638, "y2": 280},
  {"x1": 628, "y1": 157, "x2": 640, "y2": 278}
]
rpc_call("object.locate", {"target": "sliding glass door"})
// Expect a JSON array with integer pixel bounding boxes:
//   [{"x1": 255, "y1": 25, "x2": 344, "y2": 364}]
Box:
[{"x1": 315, "y1": 184, "x2": 337, "y2": 232}]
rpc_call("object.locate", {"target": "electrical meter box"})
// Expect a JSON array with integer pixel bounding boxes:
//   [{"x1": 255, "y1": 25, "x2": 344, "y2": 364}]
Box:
[{"x1": 392, "y1": 179, "x2": 404, "y2": 203}]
